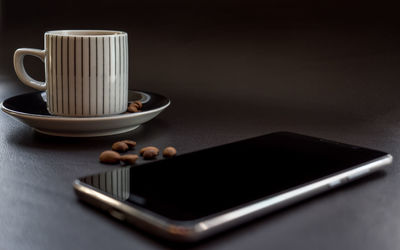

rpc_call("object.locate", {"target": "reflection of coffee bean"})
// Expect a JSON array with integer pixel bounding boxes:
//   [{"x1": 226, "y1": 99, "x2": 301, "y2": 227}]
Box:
[
  {"x1": 140, "y1": 146, "x2": 159, "y2": 155},
  {"x1": 99, "y1": 150, "x2": 121, "y2": 164},
  {"x1": 143, "y1": 149, "x2": 158, "y2": 160},
  {"x1": 121, "y1": 140, "x2": 136, "y2": 149},
  {"x1": 112, "y1": 141, "x2": 129, "y2": 152},
  {"x1": 120, "y1": 154, "x2": 139, "y2": 165},
  {"x1": 163, "y1": 147, "x2": 177, "y2": 158}
]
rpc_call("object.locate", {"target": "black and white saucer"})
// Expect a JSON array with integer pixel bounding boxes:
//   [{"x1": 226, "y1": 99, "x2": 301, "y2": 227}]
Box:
[{"x1": 1, "y1": 90, "x2": 170, "y2": 137}]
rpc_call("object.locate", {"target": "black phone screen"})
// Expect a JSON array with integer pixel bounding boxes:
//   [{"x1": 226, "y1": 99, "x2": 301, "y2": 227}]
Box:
[{"x1": 79, "y1": 132, "x2": 387, "y2": 221}]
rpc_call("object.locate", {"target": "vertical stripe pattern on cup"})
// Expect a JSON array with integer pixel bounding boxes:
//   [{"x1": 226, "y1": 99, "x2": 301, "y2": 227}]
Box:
[
  {"x1": 51, "y1": 36, "x2": 56, "y2": 114},
  {"x1": 115, "y1": 36, "x2": 120, "y2": 115},
  {"x1": 56, "y1": 36, "x2": 62, "y2": 114},
  {"x1": 90, "y1": 37, "x2": 97, "y2": 115},
  {"x1": 103, "y1": 37, "x2": 110, "y2": 115},
  {"x1": 82, "y1": 37, "x2": 90, "y2": 116},
  {"x1": 75, "y1": 37, "x2": 83, "y2": 115},
  {"x1": 97, "y1": 37, "x2": 104, "y2": 115},
  {"x1": 45, "y1": 32, "x2": 128, "y2": 117},
  {"x1": 45, "y1": 35, "x2": 52, "y2": 114},
  {"x1": 62, "y1": 36, "x2": 69, "y2": 115},
  {"x1": 68, "y1": 37, "x2": 75, "y2": 115},
  {"x1": 109, "y1": 36, "x2": 116, "y2": 114}
]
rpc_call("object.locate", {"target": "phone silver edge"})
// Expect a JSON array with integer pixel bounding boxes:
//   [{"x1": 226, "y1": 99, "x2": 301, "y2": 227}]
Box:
[{"x1": 73, "y1": 154, "x2": 392, "y2": 242}]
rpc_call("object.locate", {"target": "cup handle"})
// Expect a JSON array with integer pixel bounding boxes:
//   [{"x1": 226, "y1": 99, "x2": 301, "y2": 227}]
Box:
[{"x1": 13, "y1": 48, "x2": 46, "y2": 91}]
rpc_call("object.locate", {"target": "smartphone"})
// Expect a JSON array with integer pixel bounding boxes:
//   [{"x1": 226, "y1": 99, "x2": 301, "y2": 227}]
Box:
[{"x1": 73, "y1": 132, "x2": 392, "y2": 242}]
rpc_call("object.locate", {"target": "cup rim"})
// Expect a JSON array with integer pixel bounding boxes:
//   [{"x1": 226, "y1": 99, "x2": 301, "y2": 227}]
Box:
[{"x1": 45, "y1": 30, "x2": 127, "y2": 37}]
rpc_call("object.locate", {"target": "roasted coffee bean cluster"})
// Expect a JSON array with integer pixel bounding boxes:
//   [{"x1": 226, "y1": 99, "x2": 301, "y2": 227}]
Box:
[
  {"x1": 127, "y1": 101, "x2": 143, "y2": 113},
  {"x1": 99, "y1": 140, "x2": 177, "y2": 165}
]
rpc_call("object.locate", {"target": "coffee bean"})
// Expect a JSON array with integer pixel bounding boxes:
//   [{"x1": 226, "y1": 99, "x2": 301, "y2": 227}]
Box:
[
  {"x1": 112, "y1": 141, "x2": 129, "y2": 152},
  {"x1": 143, "y1": 149, "x2": 157, "y2": 160},
  {"x1": 163, "y1": 147, "x2": 177, "y2": 158},
  {"x1": 127, "y1": 101, "x2": 143, "y2": 113},
  {"x1": 121, "y1": 140, "x2": 136, "y2": 149},
  {"x1": 140, "y1": 146, "x2": 159, "y2": 155},
  {"x1": 99, "y1": 150, "x2": 121, "y2": 164},
  {"x1": 120, "y1": 154, "x2": 139, "y2": 165},
  {"x1": 133, "y1": 101, "x2": 143, "y2": 109},
  {"x1": 127, "y1": 104, "x2": 138, "y2": 113}
]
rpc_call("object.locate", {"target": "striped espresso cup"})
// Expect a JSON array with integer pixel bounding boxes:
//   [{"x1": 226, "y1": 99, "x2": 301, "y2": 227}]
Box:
[{"x1": 14, "y1": 30, "x2": 128, "y2": 117}]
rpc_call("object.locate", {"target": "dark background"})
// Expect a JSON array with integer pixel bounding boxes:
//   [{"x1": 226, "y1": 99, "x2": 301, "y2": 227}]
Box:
[
  {"x1": 0, "y1": 1, "x2": 400, "y2": 249},
  {"x1": 1, "y1": 0, "x2": 399, "y2": 108}
]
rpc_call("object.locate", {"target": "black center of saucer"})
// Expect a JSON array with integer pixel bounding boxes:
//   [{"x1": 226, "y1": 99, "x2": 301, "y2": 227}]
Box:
[
  {"x1": 2, "y1": 91, "x2": 169, "y2": 116},
  {"x1": 4, "y1": 92, "x2": 49, "y2": 115}
]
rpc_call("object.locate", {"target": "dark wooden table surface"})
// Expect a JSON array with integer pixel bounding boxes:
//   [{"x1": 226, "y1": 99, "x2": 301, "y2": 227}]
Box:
[{"x1": 1, "y1": 2, "x2": 399, "y2": 249}]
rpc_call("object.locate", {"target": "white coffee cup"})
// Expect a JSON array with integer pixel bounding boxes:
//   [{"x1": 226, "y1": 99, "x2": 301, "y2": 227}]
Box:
[{"x1": 14, "y1": 30, "x2": 129, "y2": 117}]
